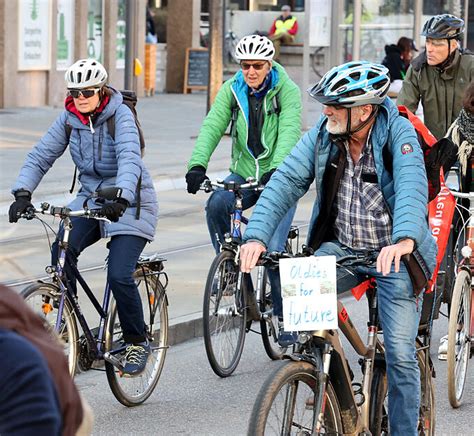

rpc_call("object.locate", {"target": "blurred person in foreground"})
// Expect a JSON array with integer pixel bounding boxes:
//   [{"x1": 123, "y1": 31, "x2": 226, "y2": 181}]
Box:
[{"x1": 0, "y1": 283, "x2": 92, "y2": 435}]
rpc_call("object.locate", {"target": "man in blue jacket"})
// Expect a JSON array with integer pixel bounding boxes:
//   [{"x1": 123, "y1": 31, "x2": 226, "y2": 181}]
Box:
[{"x1": 240, "y1": 61, "x2": 437, "y2": 435}]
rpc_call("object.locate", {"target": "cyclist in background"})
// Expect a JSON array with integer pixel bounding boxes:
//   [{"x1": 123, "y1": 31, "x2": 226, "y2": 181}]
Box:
[
  {"x1": 185, "y1": 35, "x2": 302, "y2": 346},
  {"x1": 240, "y1": 61, "x2": 437, "y2": 436},
  {"x1": 8, "y1": 59, "x2": 158, "y2": 376},
  {"x1": 398, "y1": 14, "x2": 474, "y2": 140}
]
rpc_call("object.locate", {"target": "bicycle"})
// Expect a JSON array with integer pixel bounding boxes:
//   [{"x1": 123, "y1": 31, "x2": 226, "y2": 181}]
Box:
[
  {"x1": 19, "y1": 187, "x2": 169, "y2": 407},
  {"x1": 201, "y1": 178, "x2": 299, "y2": 378},
  {"x1": 444, "y1": 189, "x2": 473, "y2": 408},
  {"x1": 248, "y1": 251, "x2": 435, "y2": 435}
]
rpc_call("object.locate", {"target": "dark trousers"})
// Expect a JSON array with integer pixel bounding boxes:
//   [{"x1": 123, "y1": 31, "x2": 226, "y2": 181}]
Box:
[{"x1": 52, "y1": 218, "x2": 147, "y2": 343}]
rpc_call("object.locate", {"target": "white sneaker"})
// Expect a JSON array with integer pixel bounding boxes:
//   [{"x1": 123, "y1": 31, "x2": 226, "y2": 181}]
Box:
[{"x1": 438, "y1": 335, "x2": 448, "y2": 360}]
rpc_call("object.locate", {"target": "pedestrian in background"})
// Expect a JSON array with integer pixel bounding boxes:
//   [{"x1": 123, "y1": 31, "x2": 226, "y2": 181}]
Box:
[
  {"x1": 382, "y1": 36, "x2": 418, "y2": 81},
  {"x1": 268, "y1": 5, "x2": 298, "y2": 63}
]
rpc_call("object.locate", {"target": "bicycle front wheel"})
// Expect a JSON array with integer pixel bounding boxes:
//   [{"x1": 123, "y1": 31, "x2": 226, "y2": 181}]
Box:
[
  {"x1": 248, "y1": 361, "x2": 343, "y2": 435},
  {"x1": 105, "y1": 267, "x2": 169, "y2": 407},
  {"x1": 259, "y1": 268, "x2": 287, "y2": 360},
  {"x1": 21, "y1": 282, "x2": 79, "y2": 376},
  {"x1": 203, "y1": 250, "x2": 247, "y2": 377},
  {"x1": 447, "y1": 268, "x2": 471, "y2": 408},
  {"x1": 417, "y1": 343, "x2": 435, "y2": 435}
]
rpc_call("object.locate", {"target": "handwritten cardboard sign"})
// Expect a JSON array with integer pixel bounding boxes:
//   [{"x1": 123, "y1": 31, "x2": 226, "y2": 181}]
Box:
[{"x1": 280, "y1": 256, "x2": 337, "y2": 332}]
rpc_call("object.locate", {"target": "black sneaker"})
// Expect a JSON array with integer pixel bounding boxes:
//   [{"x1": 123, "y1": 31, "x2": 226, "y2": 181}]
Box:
[{"x1": 121, "y1": 341, "x2": 150, "y2": 376}]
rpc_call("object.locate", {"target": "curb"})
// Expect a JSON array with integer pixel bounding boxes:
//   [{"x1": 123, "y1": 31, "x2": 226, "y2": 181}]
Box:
[{"x1": 168, "y1": 313, "x2": 204, "y2": 346}]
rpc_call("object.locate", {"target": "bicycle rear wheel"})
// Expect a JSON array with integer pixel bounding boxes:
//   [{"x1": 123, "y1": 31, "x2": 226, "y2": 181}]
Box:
[
  {"x1": 203, "y1": 250, "x2": 247, "y2": 377},
  {"x1": 259, "y1": 268, "x2": 287, "y2": 360},
  {"x1": 248, "y1": 361, "x2": 342, "y2": 435},
  {"x1": 21, "y1": 282, "x2": 78, "y2": 376},
  {"x1": 105, "y1": 267, "x2": 168, "y2": 406},
  {"x1": 447, "y1": 268, "x2": 471, "y2": 408}
]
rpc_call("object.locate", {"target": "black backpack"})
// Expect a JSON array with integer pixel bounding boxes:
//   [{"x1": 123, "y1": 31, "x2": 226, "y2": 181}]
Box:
[{"x1": 66, "y1": 90, "x2": 145, "y2": 218}]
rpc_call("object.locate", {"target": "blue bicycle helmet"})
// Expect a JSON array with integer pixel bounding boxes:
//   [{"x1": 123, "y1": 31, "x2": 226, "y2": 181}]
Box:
[
  {"x1": 421, "y1": 14, "x2": 464, "y2": 40},
  {"x1": 308, "y1": 61, "x2": 390, "y2": 107}
]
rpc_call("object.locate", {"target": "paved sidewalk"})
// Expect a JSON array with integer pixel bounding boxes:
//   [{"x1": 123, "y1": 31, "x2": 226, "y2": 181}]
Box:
[{"x1": 0, "y1": 76, "x2": 323, "y2": 346}]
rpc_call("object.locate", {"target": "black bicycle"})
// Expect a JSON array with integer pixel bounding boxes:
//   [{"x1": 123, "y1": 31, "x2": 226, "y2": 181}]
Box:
[
  {"x1": 19, "y1": 187, "x2": 169, "y2": 406},
  {"x1": 201, "y1": 178, "x2": 299, "y2": 377}
]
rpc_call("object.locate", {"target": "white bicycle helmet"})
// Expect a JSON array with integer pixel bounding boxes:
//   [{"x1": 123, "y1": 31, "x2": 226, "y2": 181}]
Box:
[
  {"x1": 235, "y1": 35, "x2": 275, "y2": 61},
  {"x1": 65, "y1": 58, "x2": 108, "y2": 89},
  {"x1": 308, "y1": 61, "x2": 390, "y2": 107}
]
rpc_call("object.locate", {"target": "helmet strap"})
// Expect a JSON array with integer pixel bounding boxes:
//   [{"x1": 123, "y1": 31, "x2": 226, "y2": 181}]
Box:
[{"x1": 334, "y1": 105, "x2": 378, "y2": 141}]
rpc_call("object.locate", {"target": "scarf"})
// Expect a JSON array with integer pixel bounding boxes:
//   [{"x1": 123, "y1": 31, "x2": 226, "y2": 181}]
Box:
[
  {"x1": 0, "y1": 284, "x2": 83, "y2": 435},
  {"x1": 249, "y1": 73, "x2": 272, "y2": 100}
]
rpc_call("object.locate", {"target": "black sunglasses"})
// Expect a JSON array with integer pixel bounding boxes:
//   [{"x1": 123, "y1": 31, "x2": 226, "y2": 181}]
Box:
[
  {"x1": 68, "y1": 88, "x2": 101, "y2": 99},
  {"x1": 240, "y1": 62, "x2": 267, "y2": 71}
]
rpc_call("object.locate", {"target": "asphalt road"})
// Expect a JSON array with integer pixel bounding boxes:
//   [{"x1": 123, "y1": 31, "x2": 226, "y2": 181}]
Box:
[{"x1": 76, "y1": 293, "x2": 474, "y2": 436}]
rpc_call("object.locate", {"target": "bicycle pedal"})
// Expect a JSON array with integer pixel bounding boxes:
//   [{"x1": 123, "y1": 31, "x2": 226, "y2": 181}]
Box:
[{"x1": 104, "y1": 352, "x2": 124, "y2": 372}]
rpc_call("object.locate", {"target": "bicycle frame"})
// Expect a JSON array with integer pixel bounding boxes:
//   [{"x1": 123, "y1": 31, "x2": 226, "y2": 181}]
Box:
[{"x1": 50, "y1": 215, "x2": 112, "y2": 360}]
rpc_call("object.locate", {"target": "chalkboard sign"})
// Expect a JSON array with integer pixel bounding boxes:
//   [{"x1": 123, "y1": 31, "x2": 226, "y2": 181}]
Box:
[{"x1": 183, "y1": 48, "x2": 209, "y2": 93}]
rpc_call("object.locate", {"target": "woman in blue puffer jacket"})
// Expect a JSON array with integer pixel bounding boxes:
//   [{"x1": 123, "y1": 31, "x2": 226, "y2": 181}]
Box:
[{"x1": 8, "y1": 59, "x2": 158, "y2": 376}]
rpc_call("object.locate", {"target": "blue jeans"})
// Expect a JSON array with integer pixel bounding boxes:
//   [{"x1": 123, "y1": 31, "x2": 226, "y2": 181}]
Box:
[
  {"x1": 51, "y1": 218, "x2": 148, "y2": 344},
  {"x1": 315, "y1": 241, "x2": 422, "y2": 436},
  {"x1": 206, "y1": 173, "x2": 296, "y2": 318}
]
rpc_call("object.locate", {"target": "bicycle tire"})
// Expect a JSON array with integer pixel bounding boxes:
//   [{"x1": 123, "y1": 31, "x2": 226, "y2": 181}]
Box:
[
  {"x1": 21, "y1": 282, "x2": 79, "y2": 376},
  {"x1": 259, "y1": 268, "x2": 287, "y2": 360},
  {"x1": 203, "y1": 250, "x2": 247, "y2": 377},
  {"x1": 248, "y1": 360, "x2": 342, "y2": 435},
  {"x1": 447, "y1": 268, "x2": 471, "y2": 408},
  {"x1": 105, "y1": 267, "x2": 169, "y2": 407},
  {"x1": 369, "y1": 365, "x2": 389, "y2": 435}
]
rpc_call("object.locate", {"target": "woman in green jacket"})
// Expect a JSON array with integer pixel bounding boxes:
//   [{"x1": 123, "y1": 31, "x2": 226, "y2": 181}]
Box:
[{"x1": 185, "y1": 35, "x2": 302, "y2": 343}]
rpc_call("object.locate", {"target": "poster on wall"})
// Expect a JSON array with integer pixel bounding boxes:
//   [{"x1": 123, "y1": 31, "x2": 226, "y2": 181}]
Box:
[
  {"x1": 18, "y1": 0, "x2": 52, "y2": 70},
  {"x1": 87, "y1": 0, "x2": 103, "y2": 62},
  {"x1": 116, "y1": 0, "x2": 126, "y2": 69},
  {"x1": 57, "y1": 0, "x2": 75, "y2": 70},
  {"x1": 309, "y1": 0, "x2": 332, "y2": 47}
]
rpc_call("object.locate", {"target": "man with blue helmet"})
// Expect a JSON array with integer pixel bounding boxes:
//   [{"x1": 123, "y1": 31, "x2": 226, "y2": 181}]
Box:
[{"x1": 240, "y1": 61, "x2": 437, "y2": 435}]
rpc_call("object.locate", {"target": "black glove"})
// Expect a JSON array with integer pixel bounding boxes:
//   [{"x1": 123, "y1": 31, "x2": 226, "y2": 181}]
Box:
[
  {"x1": 260, "y1": 168, "x2": 276, "y2": 186},
  {"x1": 9, "y1": 190, "x2": 33, "y2": 223},
  {"x1": 185, "y1": 166, "x2": 208, "y2": 194},
  {"x1": 101, "y1": 198, "x2": 129, "y2": 222}
]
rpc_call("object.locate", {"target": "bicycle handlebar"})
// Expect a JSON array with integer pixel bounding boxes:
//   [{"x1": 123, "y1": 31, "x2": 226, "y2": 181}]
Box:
[
  {"x1": 449, "y1": 190, "x2": 474, "y2": 201},
  {"x1": 200, "y1": 178, "x2": 263, "y2": 193},
  {"x1": 21, "y1": 202, "x2": 110, "y2": 222}
]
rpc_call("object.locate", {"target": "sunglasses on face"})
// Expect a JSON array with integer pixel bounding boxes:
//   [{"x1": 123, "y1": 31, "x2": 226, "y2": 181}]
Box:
[
  {"x1": 240, "y1": 62, "x2": 267, "y2": 71},
  {"x1": 68, "y1": 88, "x2": 101, "y2": 99}
]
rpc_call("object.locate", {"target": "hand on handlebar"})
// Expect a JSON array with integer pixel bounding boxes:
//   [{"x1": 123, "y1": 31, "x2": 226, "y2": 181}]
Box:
[
  {"x1": 240, "y1": 241, "x2": 266, "y2": 273},
  {"x1": 100, "y1": 198, "x2": 129, "y2": 222},
  {"x1": 9, "y1": 190, "x2": 33, "y2": 223},
  {"x1": 185, "y1": 166, "x2": 209, "y2": 194}
]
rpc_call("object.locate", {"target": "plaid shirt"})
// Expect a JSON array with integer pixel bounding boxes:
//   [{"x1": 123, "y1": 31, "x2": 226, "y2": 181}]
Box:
[{"x1": 333, "y1": 136, "x2": 392, "y2": 250}]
